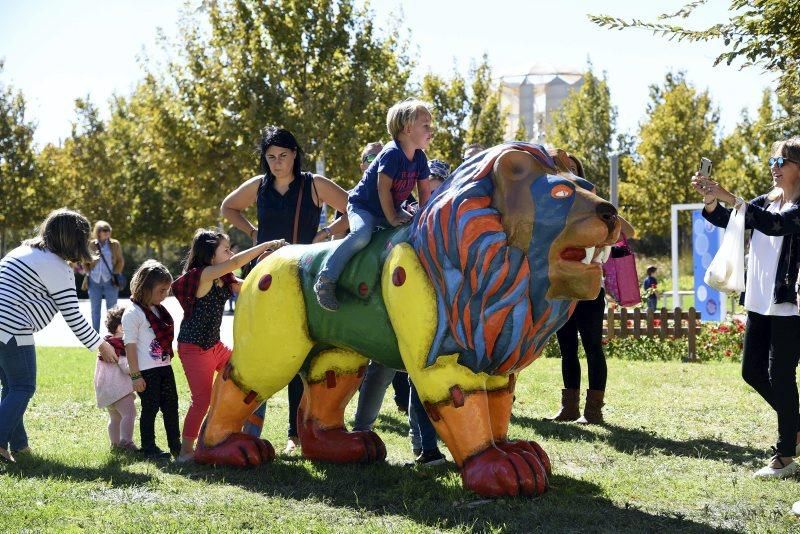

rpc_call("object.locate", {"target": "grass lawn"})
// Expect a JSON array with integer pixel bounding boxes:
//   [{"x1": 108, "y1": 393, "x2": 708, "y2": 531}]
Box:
[{"x1": 1, "y1": 348, "x2": 798, "y2": 532}]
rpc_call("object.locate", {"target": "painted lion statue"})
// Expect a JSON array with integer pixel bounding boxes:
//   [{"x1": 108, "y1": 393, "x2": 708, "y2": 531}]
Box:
[{"x1": 194, "y1": 142, "x2": 624, "y2": 497}]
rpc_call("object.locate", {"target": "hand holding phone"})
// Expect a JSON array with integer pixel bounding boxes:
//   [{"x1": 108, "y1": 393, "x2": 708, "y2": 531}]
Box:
[{"x1": 700, "y1": 157, "x2": 713, "y2": 177}]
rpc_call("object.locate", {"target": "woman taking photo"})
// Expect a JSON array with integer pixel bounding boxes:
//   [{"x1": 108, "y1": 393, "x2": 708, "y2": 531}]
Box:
[
  {"x1": 693, "y1": 137, "x2": 800, "y2": 478},
  {"x1": 220, "y1": 126, "x2": 349, "y2": 454}
]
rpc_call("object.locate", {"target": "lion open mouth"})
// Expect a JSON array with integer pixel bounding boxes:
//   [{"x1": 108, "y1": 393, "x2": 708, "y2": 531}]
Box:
[{"x1": 559, "y1": 245, "x2": 612, "y2": 265}]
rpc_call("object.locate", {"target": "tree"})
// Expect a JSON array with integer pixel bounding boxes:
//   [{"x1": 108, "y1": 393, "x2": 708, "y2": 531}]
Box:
[
  {"x1": 619, "y1": 72, "x2": 719, "y2": 238},
  {"x1": 590, "y1": 1, "x2": 800, "y2": 128},
  {"x1": 514, "y1": 117, "x2": 528, "y2": 142},
  {"x1": 547, "y1": 67, "x2": 617, "y2": 195},
  {"x1": 714, "y1": 89, "x2": 785, "y2": 202},
  {"x1": 465, "y1": 55, "x2": 506, "y2": 148},
  {"x1": 420, "y1": 71, "x2": 470, "y2": 166},
  {"x1": 154, "y1": 0, "x2": 413, "y2": 205},
  {"x1": 0, "y1": 63, "x2": 41, "y2": 255}
]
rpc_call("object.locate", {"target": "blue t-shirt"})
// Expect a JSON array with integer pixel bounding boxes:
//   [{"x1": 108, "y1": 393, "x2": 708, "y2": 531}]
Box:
[{"x1": 349, "y1": 140, "x2": 430, "y2": 217}]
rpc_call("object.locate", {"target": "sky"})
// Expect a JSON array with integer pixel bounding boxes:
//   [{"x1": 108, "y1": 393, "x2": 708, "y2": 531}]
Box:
[{"x1": 0, "y1": 0, "x2": 776, "y2": 148}]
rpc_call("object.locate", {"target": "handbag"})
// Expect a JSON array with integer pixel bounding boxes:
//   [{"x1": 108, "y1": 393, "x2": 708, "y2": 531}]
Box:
[
  {"x1": 703, "y1": 204, "x2": 746, "y2": 294},
  {"x1": 602, "y1": 234, "x2": 642, "y2": 307}
]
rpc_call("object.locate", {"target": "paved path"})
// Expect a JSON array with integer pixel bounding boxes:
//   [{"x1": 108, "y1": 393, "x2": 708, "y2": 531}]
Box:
[{"x1": 34, "y1": 297, "x2": 234, "y2": 348}]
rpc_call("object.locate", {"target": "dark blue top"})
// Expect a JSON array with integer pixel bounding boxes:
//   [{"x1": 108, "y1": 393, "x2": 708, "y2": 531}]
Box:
[
  {"x1": 349, "y1": 140, "x2": 430, "y2": 217},
  {"x1": 256, "y1": 172, "x2": 321, "y2": 245}
]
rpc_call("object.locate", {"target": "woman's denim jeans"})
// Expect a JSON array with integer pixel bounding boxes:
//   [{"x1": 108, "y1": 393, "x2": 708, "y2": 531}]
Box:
[
  {"x1": 88, "y1": 278, "x2": 119, "y2": 332},
  {"x1": 0, "y1": 339, "x2": 37, "y2": 452}
]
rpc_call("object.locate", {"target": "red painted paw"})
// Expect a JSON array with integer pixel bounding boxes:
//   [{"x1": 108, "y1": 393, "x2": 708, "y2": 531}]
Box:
[
  {"x1": 461, "y1": 446, "x2": 548, "y2": 497},
  {"x1": 300, "y1": 422, "x2": 386, "y2": 464},
  {"x1": 194, "y1": 432, "x2": 275, "y2": 467},
  {"x1": 495, "y1": 439, "x2": 551, "y2": 476}
]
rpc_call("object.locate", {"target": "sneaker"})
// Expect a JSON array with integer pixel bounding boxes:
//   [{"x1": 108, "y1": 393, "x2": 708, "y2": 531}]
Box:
[
  {"x1": 314, "y1": 275, "x2": 339, "y2": 311},
  {"x1": 140, "y1": 447, "x2": 172, "y2": 460},
  {"x1": 753, "y1": 455, "x2": 799, "y2": 479},
  {"x1": 415, "y1": 449, "x2": 446, "y2": 467},
  {"x1": 793, "y1": 501, "x2": 800, "y2": 516},
  {"x1": 284, "y1": 436, "x2": 299, "y2": 455},
  {"x1": 175, "y1": 452, "x2": 194, "y2": 464},
  {"x1": 412, "y1": 448, "x2": 422, "y2": 458}
]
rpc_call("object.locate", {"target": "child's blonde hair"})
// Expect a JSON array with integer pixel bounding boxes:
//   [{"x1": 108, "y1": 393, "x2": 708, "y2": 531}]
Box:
[
  {"x1": 386, "y1": 98, "x2": 432, "y2": 139},
  {"x1": 130, "y1": 260, "x2": 172, "y2": 305}
]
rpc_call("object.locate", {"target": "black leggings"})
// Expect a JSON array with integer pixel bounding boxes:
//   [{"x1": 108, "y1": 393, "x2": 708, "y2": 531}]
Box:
[
  {"x1": 741, "y1": 311, "x2": 800, "y2": 457},
  {"x1": 138, "y1": 366, "x2": 181, "y2": 454},
  {"x1": 555, "y1": 289, "x2": 607, "y2": 391}
]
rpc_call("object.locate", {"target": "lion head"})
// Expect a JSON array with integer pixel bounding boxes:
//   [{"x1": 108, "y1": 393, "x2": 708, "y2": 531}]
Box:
[{"x1": 410, "y1": 142, "x2": 622, "y2": 375}]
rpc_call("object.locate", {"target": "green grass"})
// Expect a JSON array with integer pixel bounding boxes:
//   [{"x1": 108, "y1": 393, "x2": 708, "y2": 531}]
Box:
[{"x1": 2, "y1": 348, "x2": 799, "y2": 532}]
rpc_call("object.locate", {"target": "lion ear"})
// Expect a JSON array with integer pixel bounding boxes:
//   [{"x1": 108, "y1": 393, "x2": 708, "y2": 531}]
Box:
[{"x1": 493, "y1": 149, "x2": 548, "y2": 183}]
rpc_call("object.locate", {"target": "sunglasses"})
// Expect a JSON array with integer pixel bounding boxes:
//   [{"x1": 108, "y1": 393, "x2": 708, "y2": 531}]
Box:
[
  {"x1": 768, "y1": 157, "x2": 800, "y2": 168},
  {"x1": 361, "y1": 153, "x2": 378, "y2": 164}
]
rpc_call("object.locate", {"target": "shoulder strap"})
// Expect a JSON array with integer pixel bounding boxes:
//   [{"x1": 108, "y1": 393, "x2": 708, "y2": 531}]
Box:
[
  {"x1": 98, "y1": 242, "x2": 114, "y2": 273},
  {"x1": 292, "y1": 175, "x2": 305, "y2": 244}
]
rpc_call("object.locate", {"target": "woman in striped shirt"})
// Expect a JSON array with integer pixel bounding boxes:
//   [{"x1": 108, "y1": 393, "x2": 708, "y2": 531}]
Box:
[{"x1": 0, "y1": 208, "x2": 118, "y2": 463}]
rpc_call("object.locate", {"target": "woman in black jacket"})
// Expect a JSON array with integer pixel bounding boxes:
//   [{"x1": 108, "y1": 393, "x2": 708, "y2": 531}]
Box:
[{"x1": 694, "y1": 137, "x2": 800, "y2": 478}]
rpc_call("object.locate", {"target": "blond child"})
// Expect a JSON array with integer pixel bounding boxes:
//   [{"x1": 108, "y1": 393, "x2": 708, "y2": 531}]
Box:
[{"x1": 314, "y1": 98, "x2": 434, "y2": 310}]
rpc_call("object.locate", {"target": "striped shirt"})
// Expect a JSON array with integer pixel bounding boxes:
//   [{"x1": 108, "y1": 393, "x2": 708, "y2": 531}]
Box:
[{"x1": 0, "y1": 245, "x2": 102, "y2": 350}]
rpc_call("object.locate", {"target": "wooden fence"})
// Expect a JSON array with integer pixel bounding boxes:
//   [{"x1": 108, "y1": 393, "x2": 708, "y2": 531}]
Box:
[{"x1": 603, "y1": 307, "x2": 702, "y2": 361}]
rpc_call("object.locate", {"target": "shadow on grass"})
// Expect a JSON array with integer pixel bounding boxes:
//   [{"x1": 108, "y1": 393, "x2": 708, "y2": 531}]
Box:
[
  {"x1": 171, "y1": 455, "x2": 736, "y2": 532},
  {"x1": 512, "y1": 414, "x2": 764, "y2": 465},
  {"x1": 2, "y1": 452, "x2": 155, "y2": 487},
  {"x1": 372, "y1": 411, "x2": 412, "y2": 438}
]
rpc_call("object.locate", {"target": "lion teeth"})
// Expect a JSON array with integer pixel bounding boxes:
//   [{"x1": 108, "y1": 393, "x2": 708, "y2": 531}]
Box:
[{"x1": 582, "y1": 247, "x2": 595, "y2": 265}]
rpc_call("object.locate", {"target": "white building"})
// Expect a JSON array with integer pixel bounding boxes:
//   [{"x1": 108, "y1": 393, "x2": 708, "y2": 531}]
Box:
[{"x1": 499, "y1": 64, "x2": 584, "y2": 143}]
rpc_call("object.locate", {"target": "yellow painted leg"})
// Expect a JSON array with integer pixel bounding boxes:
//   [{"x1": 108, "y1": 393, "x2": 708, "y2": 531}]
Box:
[{"x1": 383, "y1": 243, "x2": 548, "y2": 496}]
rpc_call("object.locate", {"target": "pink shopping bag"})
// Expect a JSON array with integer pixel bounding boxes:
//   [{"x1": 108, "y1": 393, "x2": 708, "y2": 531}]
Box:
[{"x1": 602, "y1": 234, "x2": 642, "y2": 307}]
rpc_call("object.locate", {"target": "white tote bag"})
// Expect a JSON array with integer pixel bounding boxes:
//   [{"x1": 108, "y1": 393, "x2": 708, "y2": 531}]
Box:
[{"x1": 704, "y1": 204, "x2": 746, "y2": 294}]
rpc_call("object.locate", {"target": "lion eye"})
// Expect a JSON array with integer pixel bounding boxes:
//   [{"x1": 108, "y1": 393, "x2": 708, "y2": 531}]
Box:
[{"x1": 551, "y1": 184, "x2": 574, "y2": 199}]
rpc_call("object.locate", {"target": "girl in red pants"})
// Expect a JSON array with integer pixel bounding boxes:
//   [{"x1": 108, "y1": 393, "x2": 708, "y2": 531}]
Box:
[{"x1": 172, "y1": 229, "x2": 285, "y2": 462}]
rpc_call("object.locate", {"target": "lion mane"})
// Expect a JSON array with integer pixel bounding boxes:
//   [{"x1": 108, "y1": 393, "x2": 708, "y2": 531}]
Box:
[{"x1": 409, "y1": 142, "x2": 575, "y2": 375}]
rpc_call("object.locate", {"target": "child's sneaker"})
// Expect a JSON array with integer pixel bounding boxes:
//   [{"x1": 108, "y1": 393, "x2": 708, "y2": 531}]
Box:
[
  {"x1": 140, "y1": 447, "x2": 172, "y2": 460},
  {"x1": 414, "y1": 448, "x2": 446, "y2": 467},
  {"x1": 314, "y1": 275, "x2": 339, "y2": 311}
]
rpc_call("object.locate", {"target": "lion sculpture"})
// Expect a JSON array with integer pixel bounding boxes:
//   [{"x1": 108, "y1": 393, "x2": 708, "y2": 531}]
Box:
[{"x1": 194, "y1": 142, "x2": 624, "y2": 497}]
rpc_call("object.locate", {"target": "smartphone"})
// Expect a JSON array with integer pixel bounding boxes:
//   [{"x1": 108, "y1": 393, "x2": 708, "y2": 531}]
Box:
[{"x1": 700, "y1": 157, "x2": 713, "y2": 177}]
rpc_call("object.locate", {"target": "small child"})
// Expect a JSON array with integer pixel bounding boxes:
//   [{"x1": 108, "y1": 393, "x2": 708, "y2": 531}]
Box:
[
  {"x1": 123, "y1": 260, "x2": 179, "y2": 460},
  {"x1": 172, "y1": 229, "x2": 285, "y2": 462},
  {"x1": 314, "y1": 98, "x2": 434, "y2": 311},
  {"x1": 643, "y1": 265, "x2": 658, "y2": 311},
  {"x1": 94, "y1": 306, "x2": 137, "y2": 451}
]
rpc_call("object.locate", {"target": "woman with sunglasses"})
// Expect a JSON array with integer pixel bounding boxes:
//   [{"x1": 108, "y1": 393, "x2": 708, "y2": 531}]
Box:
[
  {"x1": 81, "y1": 221, "x2": 125, "y2": 332},
  {"x1": 692, "y1": 137, "x2": 800, "y2": 479}
]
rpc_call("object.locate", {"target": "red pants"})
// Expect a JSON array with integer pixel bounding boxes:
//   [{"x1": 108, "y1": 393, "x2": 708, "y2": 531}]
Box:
[{"x1": 178, "y1": 341, "x2": 232, "y2": 439}]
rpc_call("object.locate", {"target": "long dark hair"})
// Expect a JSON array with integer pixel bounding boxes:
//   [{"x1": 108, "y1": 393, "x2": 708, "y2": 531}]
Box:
[
  {"x1": 183, "y1": 229, "x2": 228, "y2": 273},
  {"x1": 259, "y1": 126, "x2": 304, "y2": 181},
  {"x1": 24, "y1": 208, "x2": 94, "y2": 263}
]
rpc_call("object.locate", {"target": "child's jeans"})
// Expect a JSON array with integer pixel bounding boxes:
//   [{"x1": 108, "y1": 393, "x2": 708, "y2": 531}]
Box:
[
  {"x1": 318, "y1": 203, "x2": 387, "y2": 282},
  {"x1": 137, "y1": 366, "x2": 181, "y2": 455},
  {"x1": 107, "y1": 393, "x2": 136, "y2": 445}
]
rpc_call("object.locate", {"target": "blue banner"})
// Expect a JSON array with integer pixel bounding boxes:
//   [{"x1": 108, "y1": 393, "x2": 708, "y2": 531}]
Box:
[{"x1": 692, "y1": 210, "x2": 723, "y2": 321}]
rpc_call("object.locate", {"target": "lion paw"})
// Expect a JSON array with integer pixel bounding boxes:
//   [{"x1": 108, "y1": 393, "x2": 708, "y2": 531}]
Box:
[
  {"x1": 495, "y1": 439, "x2": 551, "y2": 476},
  {"x1": 300, "y1": 425, "x2": 387, "y2": 464},
  {"x1": 461, "y1": 446, "x2": 548, "y2": 497},
  {"x1": 193, "y1": 432, "x2": 275, "y2": 467}
]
